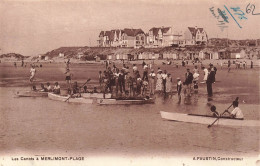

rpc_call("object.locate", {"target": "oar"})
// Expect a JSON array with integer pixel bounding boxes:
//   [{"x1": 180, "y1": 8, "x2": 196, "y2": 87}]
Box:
[
  {"x1": 207, "y1": 97, "x2": 239, "y2": 128},
  {"x1": 65, "y1": 78, "x2": 91, "y2": 102}
]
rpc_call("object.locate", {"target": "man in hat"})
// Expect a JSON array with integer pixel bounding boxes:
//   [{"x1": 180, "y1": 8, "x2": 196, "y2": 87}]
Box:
[{"x1": 184, "y1": 68, "x2": 193, "y2": 97}]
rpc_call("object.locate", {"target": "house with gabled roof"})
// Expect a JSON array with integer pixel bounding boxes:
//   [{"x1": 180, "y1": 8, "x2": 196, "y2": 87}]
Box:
[
  {"x1": 184, "y1": 27, "x2": 208, "y2": 45},
  {"x1": 121, "y1": 28, "x2": 146, "y2": 48},
  {"x1": 98, "y1": 31, "x2": 112, "y2": 47},
  {"x1": 98, "y1": 28, "x2": 145, "y2": 48},
  {"x1": 147, "y1": 27, "x2": 173, "y2": 47}
]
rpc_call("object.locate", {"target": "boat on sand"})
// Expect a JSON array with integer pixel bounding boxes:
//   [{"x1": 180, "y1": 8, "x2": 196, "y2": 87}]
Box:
[
  {"x1": 160, "y1": 111, "x2": 260, "y2": 127},
  {"x1": 16, "y1": 90, "x2": 48, "y2": 97},
  {"x1": 97, "y1": 97, "x2": 155, "y2": 105},
  {"x1": 48, "y1": 93, "x2": 94, "y2": 104}
]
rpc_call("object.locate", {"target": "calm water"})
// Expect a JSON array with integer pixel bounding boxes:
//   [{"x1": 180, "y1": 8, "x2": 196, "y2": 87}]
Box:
[{"x1": 0, "y1": 87, "x2": 259, "y2": 157}]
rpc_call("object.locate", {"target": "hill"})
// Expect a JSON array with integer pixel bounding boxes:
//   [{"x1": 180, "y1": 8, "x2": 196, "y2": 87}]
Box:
[{"x1": 0, "y1": 53, "x2": 29, "y2": 60}]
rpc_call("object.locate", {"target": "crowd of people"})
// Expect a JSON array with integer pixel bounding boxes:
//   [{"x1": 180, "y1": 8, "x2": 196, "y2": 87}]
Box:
[{"x1": 97, "y1": 62, "x2": 176, "y2": 98}]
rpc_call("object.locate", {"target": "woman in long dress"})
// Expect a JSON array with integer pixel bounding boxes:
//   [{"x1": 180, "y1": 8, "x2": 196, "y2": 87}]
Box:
[
  {"x1": 156, "y1": 70, "x2": 163, "y2": 92},
  {"x1": 165, "y1": 73, "x2": 172, "y2": 93}
]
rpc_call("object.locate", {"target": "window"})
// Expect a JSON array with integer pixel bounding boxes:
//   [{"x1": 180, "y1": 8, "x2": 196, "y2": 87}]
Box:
[
  {"x1": 136, "y1": 36, "x2": 139, "y2": 40},
  {"x1": 141, "y1": 36, "x2": 144, "y2": 40}
]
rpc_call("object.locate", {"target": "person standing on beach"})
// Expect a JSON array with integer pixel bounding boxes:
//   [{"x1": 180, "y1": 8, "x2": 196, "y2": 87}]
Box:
[
  {"x1": 65, "y1": 68, "x2": 72, "y2": 89},
  {"x1": 148, "y1": 69, "x2": 156, "y2": 95},
  {"x1": 206, "y1": 68, "x2": 215, "y2": 97},
  {"x1": 29, "y1": 65, "x2": 36, "y2": 82},
  {"x1": 14, "y1": 62, "x2": 17, "y2": 68},
  {"x1": 66, "y1": 59, "x2": 70, "y2": 70},
  {"x1": 156, "y1": 69, "x2": 163, "y2": 93},
  {"x1": 202, "y1": 67, "x2": 208, "y2": 83},
  {"x1": 105, "y1": 60, "x2": 108, "y2": 69},
  {"x1": 177, "y1": 78, "x2": 182, "y2": 102},
  {"x1": 165, "y1": 73, "x2": 172, "y2": 94},
  {"x1": 184, "y1": 68, "x2": 193, "y2": 97},
  {"x1": 228, "y1": 60, "x2": 231, "y2": 72},
  {"x1": 251, "y1": 60, "x2": 253, "y2": 69},
  {"x1": 162, "y1": 70, "x2": 168, "y2": 94},
  {"x1": 21, "y1": 60, "x2": 24, "y2": 67}
]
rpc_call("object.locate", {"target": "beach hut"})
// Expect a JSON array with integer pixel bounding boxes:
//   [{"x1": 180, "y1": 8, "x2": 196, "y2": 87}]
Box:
[
  {"x1": 122, "y1": 54, "x2": 128, "y2": 60},
  {"x1": 154, "y1": 53, "x2": 160, "y2": 59},
  {"x1": 212, "y1": 52, "x2": 219, "y2": 59},
  {"x1": 148, "y1": 53, "x2": 153, "y2": 60},
  {"x1": 199, "y1": 51, "x2": 205, "y2": 59}
]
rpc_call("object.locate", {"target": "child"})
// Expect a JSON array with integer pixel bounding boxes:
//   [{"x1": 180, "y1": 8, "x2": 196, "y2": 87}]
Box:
[
  {"x1": 210, "y1": 105, "x2": 219, "y2": 117},
  {"x1": 93, "y1": 87, "x2": 98, "y2": 93},
  {"x1": 83, "y1": 85, "x2": 89, "y2": 93},
  {"x1": 40, "y1": 83, "x2": 48, "y2": 92},
  {"x1": 46, "y1": 82, "x2": 52, "y2": 92},
  {"x1": 53, "y1": 82, "x2": 61, "y2": 94}
]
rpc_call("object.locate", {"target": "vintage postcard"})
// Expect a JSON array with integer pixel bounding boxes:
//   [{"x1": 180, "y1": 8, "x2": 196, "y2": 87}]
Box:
[{"x1": 0, "y1": 0, "x2": 259, "y2": 165}]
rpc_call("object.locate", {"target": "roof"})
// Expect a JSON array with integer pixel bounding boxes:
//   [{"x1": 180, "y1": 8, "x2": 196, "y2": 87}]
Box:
[
  {"x1": 122, "y1": 28, "x2": 144, "y2": 36},
  {"x1": 161, "y1": 27, "x2": 171, "y2": 33},
  {"x1": 188, "y1": 27, "x2": 204, "y2": 37},
  {"x1": 149, "y1": 27, "x2": 171, "y2": 36}
]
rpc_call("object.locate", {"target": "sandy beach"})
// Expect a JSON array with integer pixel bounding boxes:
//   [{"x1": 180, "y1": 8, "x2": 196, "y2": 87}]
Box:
[{"x1": 0, "y1": 60, "x2": 259, "y2": 161}]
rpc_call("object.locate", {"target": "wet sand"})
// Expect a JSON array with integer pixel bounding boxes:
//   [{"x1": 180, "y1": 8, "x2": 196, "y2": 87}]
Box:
[{"x1": 0, "y1": 61, "x2": 259, "y2": 158}]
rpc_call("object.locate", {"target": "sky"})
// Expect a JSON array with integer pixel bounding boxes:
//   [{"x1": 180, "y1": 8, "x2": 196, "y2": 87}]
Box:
[{"x1": 0, "y1": 0, "x2": 259, "y2": 56}]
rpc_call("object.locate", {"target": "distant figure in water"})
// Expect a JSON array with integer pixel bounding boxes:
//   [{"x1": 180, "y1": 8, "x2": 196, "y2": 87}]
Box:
[{"x1": 29, "y1": 65, "x2": 36, "y2": 82}]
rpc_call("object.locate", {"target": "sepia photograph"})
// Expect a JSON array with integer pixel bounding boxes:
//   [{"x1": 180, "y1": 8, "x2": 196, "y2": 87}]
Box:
[{"x1": 0, "y1": 0, "x2": 259, "y2": 165}]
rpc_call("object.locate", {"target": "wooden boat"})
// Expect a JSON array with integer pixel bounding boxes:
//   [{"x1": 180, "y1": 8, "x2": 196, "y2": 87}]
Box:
[
  {"x1": 160, "y1": 111, "x2": 260, "y2": 127},
  {"x1": 48, "y1": 93, "x2": 93, "y2": 104},
  {"x1": 97, "y1": 97, "x2": 155, "y2": 105},
  {"x1": 81, "y1": 93, "x2": 112, "y2": 99},
  {"x1": 16, "y1": 90, "x2": 48, "y2": 97}
]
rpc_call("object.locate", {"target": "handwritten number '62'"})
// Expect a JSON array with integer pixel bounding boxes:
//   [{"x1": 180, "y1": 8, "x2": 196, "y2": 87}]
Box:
[{"x1": 246, "y1": 3, "x2": 260, "y2": 15}]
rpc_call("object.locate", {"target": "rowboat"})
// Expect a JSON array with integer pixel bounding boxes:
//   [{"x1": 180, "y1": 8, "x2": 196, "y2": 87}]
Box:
[
  {"x1": 48, "y1": 93, "x2": 93, "y2": 104},
  {"x1": 81, "y1": 93, "x2": 112, "y2": 99},
  {"x1": 97, "y1": 97, "x2": 155, "y2": 105},
  {"x1": 160, "y1": 111, "x2": 260, "y2": 127},
  {"x1": 16, "y1": 91, "x2": 48, "y2": 97}
]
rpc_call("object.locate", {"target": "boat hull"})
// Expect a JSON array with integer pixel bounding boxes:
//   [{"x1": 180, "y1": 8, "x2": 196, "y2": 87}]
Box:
[
  {"x1": 48, "y1": 93, "x2": 93, "y2": 104},
  {"x1": 97, "y1": 98, "x2": 155, "y2": 105},
  {"x1": 160, "y1": 111, "x2": 260, "y2": 127},
  {"x1": 81, "y1": 93, "x2": 112, "y2": 98},
  {"x1": 16, "y1": 91, "x2": 48, "y2": 97}
]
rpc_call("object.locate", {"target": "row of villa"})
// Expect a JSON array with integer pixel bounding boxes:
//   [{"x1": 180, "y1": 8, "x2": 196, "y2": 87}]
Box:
[{"x1": 97, "y1": 26, "x2": 208, "y2": 48}]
